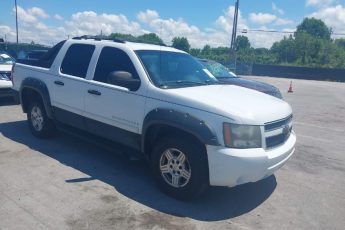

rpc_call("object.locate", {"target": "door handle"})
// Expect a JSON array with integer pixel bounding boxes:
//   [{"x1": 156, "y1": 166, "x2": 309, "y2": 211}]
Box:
[
  {"x1": 88, "y1": 89, "x2": 101, "y2": 96},
  {"x1": 54, "y1": 81, "x2": 64, "y2": 86}
]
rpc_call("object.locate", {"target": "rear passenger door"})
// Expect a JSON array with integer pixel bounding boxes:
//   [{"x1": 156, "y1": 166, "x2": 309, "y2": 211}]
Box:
[
  {"x1": 84, "y1": 46, "x2": 146, "y2": 150},
  {"x1": 52, "y1": 43, "x2": 95, "y2": 129}
]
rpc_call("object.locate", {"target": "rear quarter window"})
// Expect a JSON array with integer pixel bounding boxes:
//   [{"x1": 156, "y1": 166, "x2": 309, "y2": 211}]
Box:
[{"x1": 37, "y1": 40, "x2": 66, "y2": 68}]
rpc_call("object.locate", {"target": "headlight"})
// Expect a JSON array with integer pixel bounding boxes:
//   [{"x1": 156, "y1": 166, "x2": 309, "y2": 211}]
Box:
[{"x1": 223, "y1": 123, "x2": 262, "y2": 149}]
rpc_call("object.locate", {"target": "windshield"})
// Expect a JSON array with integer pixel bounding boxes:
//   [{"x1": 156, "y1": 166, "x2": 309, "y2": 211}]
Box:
[
  {"x1": 0, "y1": 54, "x2": 15, "y2": 64},
  {"x1": 136, "y1": 50, "x2": 218, "y2": 88},
  {"x1": 200, "y1": 60, "x2": 237, "y2": 79}
]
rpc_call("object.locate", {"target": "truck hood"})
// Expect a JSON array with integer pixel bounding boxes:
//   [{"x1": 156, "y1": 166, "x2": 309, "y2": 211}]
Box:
[{"x1": 154, "y1": 85, "x2": 292, "y2": 125}]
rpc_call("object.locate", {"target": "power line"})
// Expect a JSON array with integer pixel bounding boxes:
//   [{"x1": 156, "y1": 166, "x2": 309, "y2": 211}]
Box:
[
  {"x1": 238, "y1": 28, "x2": 345, "y2": 36},
  {"x1": 331, "y1": 33, "x2": 345, "y2": 36},
  {"x1": 238, "y1": 29, "x2": 294, "y2": 34}
]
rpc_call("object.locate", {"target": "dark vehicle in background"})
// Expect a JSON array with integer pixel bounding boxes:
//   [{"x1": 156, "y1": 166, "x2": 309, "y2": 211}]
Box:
[
  {"x1": 198, "y1": 59, "x2": 283, "y2": 99},
  {"x1": 25, "y1": 50, "x2": 48, "y2": 60}
]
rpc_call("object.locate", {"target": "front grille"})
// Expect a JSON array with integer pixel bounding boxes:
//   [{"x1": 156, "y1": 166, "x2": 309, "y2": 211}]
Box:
[
  {"x1": 266, "y1": 128, "x2": 292, "y2": 148},
  {"x1": 265, "y1": 115, "x2": 292, "y2": 131},
  {"x1": 0, "y1": 72, "x2": 11, "y2": 80},
  {"x1": 265, "y1": 115, "x2": 293, "y2": 149}
]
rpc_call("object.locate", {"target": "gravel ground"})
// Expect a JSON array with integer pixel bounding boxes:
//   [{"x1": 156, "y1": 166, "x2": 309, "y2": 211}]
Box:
[{"x1": 0, "y1": 76, "x2": 344, "y2": 230}]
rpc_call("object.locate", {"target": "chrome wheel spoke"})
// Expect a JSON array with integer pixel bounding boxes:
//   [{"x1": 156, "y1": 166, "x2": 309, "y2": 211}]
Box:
[
  {"x1": 171, "y1": 175, "x2": 180, "y2": 187},
  {"x1": 176, "y1": 152, "x2": 186, "y2": 164},
  {"x1": 181, "y1": 169, "x2": 191, "y2": 180},
  {"x1": 160, "y1": 164, "x2": 170, "y2": 174},
  {"x1": 165, "y1": 150, "x2": 173, "y2": 161},
  {"x1": 37, "y1": 122, "x2": 43, "y2": 130}
]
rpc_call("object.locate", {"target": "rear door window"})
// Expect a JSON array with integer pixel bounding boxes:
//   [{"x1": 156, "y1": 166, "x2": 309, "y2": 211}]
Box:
[{"x1": 61, "y1": 44, "x2": 95, "y2": 78}]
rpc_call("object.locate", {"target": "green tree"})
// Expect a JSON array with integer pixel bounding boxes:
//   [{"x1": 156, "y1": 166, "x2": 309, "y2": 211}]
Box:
[
  {"x1": 108, "y1": 33, "x2": 137, "y2": 42},
  {"x1": 254, "y1": 48, "x2": 275, "y2": 64},
  {"x1": 295, "y1": 17, "x2": 332, "y2": 40},
  {"x1": 335, "y1": 38, "x2": 345, "y2": 49},
  {"x1": 231, "y1": 36, "x2": 254, "y2": 63},
  {"x1": 172, "y1": 37, "x2": 191, "y2": 52},
  {"x1": 271, "y1": 35, "x2": 297, "y2": 64},
  {"x1": 294, "y1": 32, "x2": 324, "y2": 65},
  {"x1": 190, "y1": 48, "x2": 201, "y2": 57},
  {"x1": 137, "y1": 33, "x2": 164, "y2": 45},
  {"x1": 108, "y1": 33, "x2": 164, "y2": 45},
  {"x1": 201, "y1": 45, "x2": 211, "y2": 56},
  {"x1": 235, "y1": 35, "x2": 251, "y2": 51}
]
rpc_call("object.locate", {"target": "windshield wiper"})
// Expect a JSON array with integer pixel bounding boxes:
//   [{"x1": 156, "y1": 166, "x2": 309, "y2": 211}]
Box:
[
  {"x1": 175, "y1": 80, "x2": 207, "y2": 85},
  {"x1": 216, "y1": 76, "x2": 235, "y2": 79},
  {"x1": 160, "y1": 80, "x2": 218, "y2": 88},
  {"x1": 205, "y1": 80, "x2": 222, "y2": 85}
]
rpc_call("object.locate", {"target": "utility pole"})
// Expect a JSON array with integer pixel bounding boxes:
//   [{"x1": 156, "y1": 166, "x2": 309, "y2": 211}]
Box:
[
  {"x1": 230, "y1": 0, "x2": 239, "y2": 51},
  {"x1": 5, "y1": 34, "x2": 8, "y2": 50},
  {"x1": 15, "y1": 0, "x2": 19, "y2": 44},
  {"x1": 230, "y1": 0, "x2": 239, "y2": 72}
]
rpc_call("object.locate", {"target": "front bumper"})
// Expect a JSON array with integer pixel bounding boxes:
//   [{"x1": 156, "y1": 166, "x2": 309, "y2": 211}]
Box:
[{"x1": 206, "y1": 131, "x2": 296, "y2": 187}]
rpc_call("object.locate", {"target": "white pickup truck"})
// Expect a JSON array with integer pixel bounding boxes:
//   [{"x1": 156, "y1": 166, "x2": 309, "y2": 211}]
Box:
[{"x1": 12, "y1": 37, "x2": 296, "y2": 200}]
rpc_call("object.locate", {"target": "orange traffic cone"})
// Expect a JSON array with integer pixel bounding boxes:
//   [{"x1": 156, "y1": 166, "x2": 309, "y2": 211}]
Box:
[{"x1": 288, "y1": 81, "x2": 293, "y2": 93}]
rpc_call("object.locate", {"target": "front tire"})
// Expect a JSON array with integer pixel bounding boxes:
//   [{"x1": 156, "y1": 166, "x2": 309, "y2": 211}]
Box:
[
  {"x1": 152, "y1": 135, "x2": 209, "y2": 200},
  {"x1": 27, "y1": 101, "x2": 56, "y2": 138}
]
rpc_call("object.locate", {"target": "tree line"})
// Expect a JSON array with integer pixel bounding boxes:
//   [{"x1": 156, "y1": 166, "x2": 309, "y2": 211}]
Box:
[
  {"x1": 179, "y1": 18, "x2": 345, "y2": 69},
  {"x1": 1, "y1": 17, "x2": 345, "y2": 69}
]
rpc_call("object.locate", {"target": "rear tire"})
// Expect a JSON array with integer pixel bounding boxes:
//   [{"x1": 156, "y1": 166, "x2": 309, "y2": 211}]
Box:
[
  {"x1": 151, "y1": 135, "x2": 209, "y2": 200},
  {"x1": 27, "y1": 101, "x2": 56, "y2": 138}
]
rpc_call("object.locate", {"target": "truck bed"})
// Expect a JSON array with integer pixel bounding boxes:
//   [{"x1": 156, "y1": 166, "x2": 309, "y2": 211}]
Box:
[
  {"x1": 16, "y1": 59, "x2": 43, "y2": 67},
  {"x1": 16, "y1": 40, "x2": 66, "y2": 69}
]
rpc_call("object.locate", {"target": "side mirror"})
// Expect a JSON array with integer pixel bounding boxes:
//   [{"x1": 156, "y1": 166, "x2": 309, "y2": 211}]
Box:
[{"x1": 107, "y1": 71, "x2": 141, "y2": 91}]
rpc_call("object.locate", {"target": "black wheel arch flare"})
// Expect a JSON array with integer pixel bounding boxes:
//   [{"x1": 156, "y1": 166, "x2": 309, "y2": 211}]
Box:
[
  {"x1": 142, "y1": 108, "x2": 220, "y2": 152},
  {"x1": 20, "y1": 77, "x2": 54, "y2": 119}
]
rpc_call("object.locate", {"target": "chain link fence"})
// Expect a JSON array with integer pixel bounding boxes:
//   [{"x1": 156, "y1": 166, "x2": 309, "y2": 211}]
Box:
[{"x1": 220, "y1": 60, "x2": 253, "y2": 76}]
